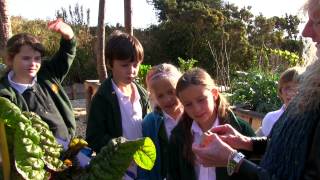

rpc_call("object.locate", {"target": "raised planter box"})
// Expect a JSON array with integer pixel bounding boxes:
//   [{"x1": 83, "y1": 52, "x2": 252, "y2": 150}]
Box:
[
  {"x1": 84, "y1": 80, "x2": 101, "y2": 115},
  {"x1": 231, "y1": 106, "x2": 264, "y2": 131}
]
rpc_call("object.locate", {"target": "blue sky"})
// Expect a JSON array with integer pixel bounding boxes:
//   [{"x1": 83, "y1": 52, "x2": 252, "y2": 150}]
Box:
[{"x1": 9, "y1": 0, "x2": 306, "y2": 29}]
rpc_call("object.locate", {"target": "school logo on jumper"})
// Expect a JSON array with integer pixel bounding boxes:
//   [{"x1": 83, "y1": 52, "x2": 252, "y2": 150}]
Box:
[{"x1": 51, "y1": 83, "x2": 59, "y2": 94}]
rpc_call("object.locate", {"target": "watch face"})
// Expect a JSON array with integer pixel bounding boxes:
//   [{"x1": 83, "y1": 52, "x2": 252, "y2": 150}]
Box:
[
  {"x1": 227, "y1": 152, "x2": 245, "y2": 176},
  {"x1": 233, "y1": 152, "x2": 245, "y2": 163}
]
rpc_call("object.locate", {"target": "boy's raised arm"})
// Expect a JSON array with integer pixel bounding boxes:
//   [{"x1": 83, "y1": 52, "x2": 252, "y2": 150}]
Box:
[{"x1": 48, "y1": 18, "x2": 74, "y2": 40}]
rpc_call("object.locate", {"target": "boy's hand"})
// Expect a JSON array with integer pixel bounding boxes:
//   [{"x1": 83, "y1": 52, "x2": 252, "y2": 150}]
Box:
[{"x1": 48, "y1": 18, "x2": 74, "y2": 40}]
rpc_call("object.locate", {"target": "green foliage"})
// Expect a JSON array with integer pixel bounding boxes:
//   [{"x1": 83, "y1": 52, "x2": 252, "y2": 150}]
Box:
[
  {"x1": 144, "y1": 0, "x2": 303, "y2": 75},
  {"x1": 267, "y1": 48, "x2": 301, "y2": 65},
  {"x1": 177, "y1": 57, "x2": 198, "y2": 72},
  {"x1": 136, "y1": 64, "x2": 152, "y2": 88},
  {"x1": 230, "y1": 69, "x2": 282, "y2": 114},
  {"x1": 0, "y1": 97, "x2": 66, "y2": 180},
  {"x1": 251, "y1": 47, "x2": 303, "y2": 74},
  {"x1": 147, "y1": 0, "x2": 177, "y2": 21},
  {"x1": 273, "y1": 14, "x2": 300, "y2": 40}
]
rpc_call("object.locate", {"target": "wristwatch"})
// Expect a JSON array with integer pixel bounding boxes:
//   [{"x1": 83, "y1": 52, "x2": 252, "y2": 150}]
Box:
[{"x1": 227, "y1": 151, "x2": 245, "y2": 176}]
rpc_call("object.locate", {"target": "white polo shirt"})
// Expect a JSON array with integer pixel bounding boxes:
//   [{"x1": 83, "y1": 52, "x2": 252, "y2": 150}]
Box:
[
  {"x1": 163, "y1": 111, "x2": 180, "y2": 138},
  {"x1": 111, "y1": 80, "x2": 143, "y2": 140},
  {"x1": 8, "y1": 70, "x2": 36, "y2": 94},
  {"x1": 111, "y1": 80, "x2": 143, "y2": 180},
  {"x1": 261, "y1": 105, "x2": 285, "y2": 136},
  {"x1": 191, "y1": 117, "x2": 219, "y2": 180}
]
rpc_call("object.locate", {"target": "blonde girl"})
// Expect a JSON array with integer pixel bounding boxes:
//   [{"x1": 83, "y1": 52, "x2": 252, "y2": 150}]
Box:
[
  {"x1": 137, "y1": 63, "x2": 183, "y2": 180},
  {"x1": 168, "y1": 68, "x2": 255, "y2": 180}
]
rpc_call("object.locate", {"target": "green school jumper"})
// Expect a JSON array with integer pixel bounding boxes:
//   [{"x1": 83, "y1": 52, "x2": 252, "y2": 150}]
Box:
[
  {"x1": 0, "y1": 37, "x2": 77, "y2": 140},
  {"x1": 86, "y1": 76, "x2": 150, "y2": 152}
]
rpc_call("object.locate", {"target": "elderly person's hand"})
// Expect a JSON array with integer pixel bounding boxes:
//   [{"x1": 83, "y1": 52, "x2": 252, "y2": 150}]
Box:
[
  {"x1": 192, "y1": 133, "x2": 235, "y2": 167},
  {"x1": 209, "y1": 124, "x2": 253, "y2": 151},
  {"x1": 48, "y1": 18, "x2": 74, "y2": 40}
]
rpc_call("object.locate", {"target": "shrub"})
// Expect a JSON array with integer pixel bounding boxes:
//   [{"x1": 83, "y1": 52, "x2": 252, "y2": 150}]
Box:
[
  {"x1": 229, "y1": 69, "x2": 281, "y2": 114},
  {"x1": 177, "y1": 57, "x2": 198, "y2": 73},
  {"x1": 136, "y1": 64, "x2": 152, "y2": 88}
]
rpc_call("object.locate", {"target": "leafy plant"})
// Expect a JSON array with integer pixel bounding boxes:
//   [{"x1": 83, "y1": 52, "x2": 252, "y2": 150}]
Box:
[
  {"x1": 229, "y1": 69, "x2": 282, "y2": 114},
  {"x1": 0, "y1": 97, "x2": 66, "y2": 180},
  {"x1": 136, "y1": 64, "x2": 152, "y2": 88},
  {"x1": 83, "y1": 137, "x2": 156, "y2": 180},
  {"x1": 0, "y1": 97, "x2": 156, "y2": 180},
  {"x1": 177, "y1": 57, "x2": 198, "y2": 73}
]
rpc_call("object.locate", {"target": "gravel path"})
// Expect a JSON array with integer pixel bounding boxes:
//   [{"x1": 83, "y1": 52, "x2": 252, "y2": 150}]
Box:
[{"x1": 71, "y1": 99, "x2": 87, "y2": 138}]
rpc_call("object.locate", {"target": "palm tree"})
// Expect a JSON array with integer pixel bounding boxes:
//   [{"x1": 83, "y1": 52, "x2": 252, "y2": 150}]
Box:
[
  {"x1": 0, "y1": 0, "x2": 12, "y2": 59},
  {"x1": 124, "y1": 0, "x2": 132, "y2": 35},
  {"x1": 96, "y1": 0, "x2": 107, "y2": 82},
  {"x1": 0, "y1": 1, "x2": 12, "y2": 178}
]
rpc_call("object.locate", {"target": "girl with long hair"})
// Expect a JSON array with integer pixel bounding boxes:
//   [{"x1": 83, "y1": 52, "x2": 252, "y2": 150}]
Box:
[{"x1": 168, "y1": 68, "x2": 255, "y2": 180}]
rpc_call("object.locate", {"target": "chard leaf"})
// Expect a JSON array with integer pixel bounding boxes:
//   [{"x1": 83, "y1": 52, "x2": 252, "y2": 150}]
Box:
[{"x1": 133, "y1": 137, "x2": 156, "y2": 170}]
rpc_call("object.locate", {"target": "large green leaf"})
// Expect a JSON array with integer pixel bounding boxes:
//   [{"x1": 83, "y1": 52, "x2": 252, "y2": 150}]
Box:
[
  {"x1": 133, "y1": 137, "x2": 156, "y2": 170},
  {"x1": 85, "y1": 137, "x2": 156, "y2": 180}
]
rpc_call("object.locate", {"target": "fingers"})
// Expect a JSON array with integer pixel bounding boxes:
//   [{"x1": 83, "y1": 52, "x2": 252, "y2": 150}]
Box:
[
  {"x1": 48, "y1": 18, "x2": 62, "y2": 27},
  {"x1": 47, "y1": 18, "x2": 74, "y2": 40},
  {"x1": 200, "y1": 132, "x2": 214, "y2": 147},
  {"x1": 209, "y1": 124, "x2": 232, "y2": 135},
  {"x1": 194, "y1": 133, "x2": 220, "y2": 151},
  {"x1": 192, "y1": 139, "x2": 230, "y2": 167},
  {"x1": 192, "y1": 143, "x2": 202, "y2": 154},
  {"x1": 48, "y1": 18, "x2": 63, "y2": 31},
  {"x1": 219, "y1": 134, "x2": 237, "y2": 148},
  {"x1": 192, "y1": 143, "x2": 214, "y2": 167}
]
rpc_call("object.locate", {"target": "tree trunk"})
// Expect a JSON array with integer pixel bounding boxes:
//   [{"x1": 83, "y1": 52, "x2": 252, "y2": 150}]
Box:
[
  {"x1": 0, "y1": 0, "x2": 12, "y2": 59},
  {"x1": 124, "y1": 0, "x2": 132, "y2": 35},
  {"x1": 96, "y1": 0, "x2": 108, "y2": 82}
]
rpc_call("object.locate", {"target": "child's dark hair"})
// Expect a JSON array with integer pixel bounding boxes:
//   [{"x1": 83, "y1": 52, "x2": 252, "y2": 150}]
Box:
[
  {"x1": 105, "y1": 30, "x2": 144, "y2": 69},
  {"x1": 5, "y1": 33, "x2": 45, "y2": 66},
  {"x1": 175, "y1": 67, "x2": 230, "y2": 164}
]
